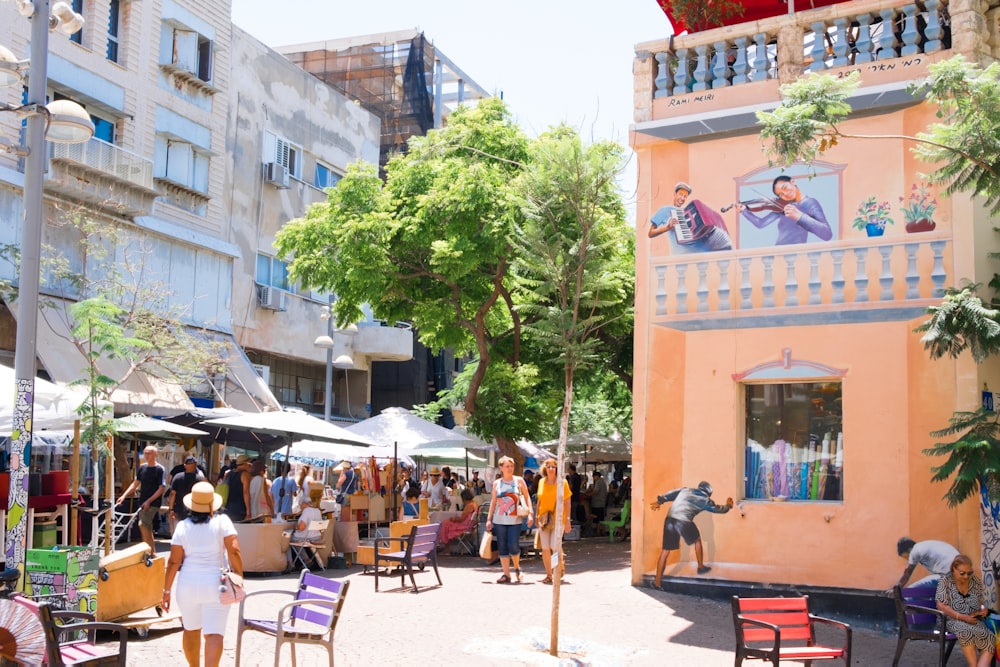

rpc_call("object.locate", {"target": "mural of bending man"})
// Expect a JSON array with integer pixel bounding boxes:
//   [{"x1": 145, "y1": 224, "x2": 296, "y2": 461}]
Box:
[
  {"x1": 738, "y1": 175, "x2": 832, "y2": 245},
  {"x1": 650, "y1": 480, "x2": 732, "y2": 587}
]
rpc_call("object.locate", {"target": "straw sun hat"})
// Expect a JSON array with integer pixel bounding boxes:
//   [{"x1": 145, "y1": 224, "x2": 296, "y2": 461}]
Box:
[{"x1": 183, "y1": 481, "x2": 223, "y2": 513}]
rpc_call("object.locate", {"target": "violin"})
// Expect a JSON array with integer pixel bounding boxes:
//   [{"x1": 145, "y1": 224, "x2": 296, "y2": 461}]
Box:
[{"x1": 721, "y1": 197, "x2": 786, "y2": 214}]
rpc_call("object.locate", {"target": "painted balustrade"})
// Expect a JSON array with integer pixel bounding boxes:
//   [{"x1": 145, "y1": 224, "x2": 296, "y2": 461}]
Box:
[
  {"x1": 650, "y1": 236, "x2": 949, "y2": 327},
  {"x1": 646, "y1": 0, "x2": 949, "y2": 100}
]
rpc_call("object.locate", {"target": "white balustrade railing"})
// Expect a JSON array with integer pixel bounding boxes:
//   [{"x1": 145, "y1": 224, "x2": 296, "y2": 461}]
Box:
[
  {"x1": 648, "y1": 0, "x2": 949, "y2": 99},
  {"x1": 650, "y1": 236, "x2": 949, "y2": 323}
]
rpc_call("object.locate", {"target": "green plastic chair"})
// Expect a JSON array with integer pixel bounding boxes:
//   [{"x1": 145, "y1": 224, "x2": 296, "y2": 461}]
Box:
[{"x1": 600, "y1": 500, "x2": 630, "y2": 542}]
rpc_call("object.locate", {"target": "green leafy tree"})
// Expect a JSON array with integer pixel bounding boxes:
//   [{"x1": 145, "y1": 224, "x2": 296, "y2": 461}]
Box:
[
  {"x1": 276, "y1": 99, "x2": 544, "y2": 460},
  {"x1": 6, "y1": 204, "x2": 226, "y2": 500},
  {"x1": 511, "y1": 126, "x2": 631, "y2": 654},
  {"x1": 757, "y1": 56, "x2": 1000, "y2": 506}
]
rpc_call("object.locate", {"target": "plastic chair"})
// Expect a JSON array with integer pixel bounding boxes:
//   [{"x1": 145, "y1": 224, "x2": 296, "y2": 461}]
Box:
[
  {"x1": 235, "y1": 571, "x2": 349, "y2": 667},
  {"x1": 289, "y1": 520, "x2": 329, "y2": 571},
  {"x1": 599, "y1": 500, "x2": 631, "y2": 542},
  {"x1": 444, "y1": 510, "x2": 479, "y2": 555},
  {"x1": 892, "y1": 585, "x2": 955, "y2": 666}
]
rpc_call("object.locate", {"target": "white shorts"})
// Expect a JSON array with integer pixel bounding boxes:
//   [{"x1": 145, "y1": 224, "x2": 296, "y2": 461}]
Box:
[{"x1": 176, "y1": 571, "x2": 231, "y2": 635}]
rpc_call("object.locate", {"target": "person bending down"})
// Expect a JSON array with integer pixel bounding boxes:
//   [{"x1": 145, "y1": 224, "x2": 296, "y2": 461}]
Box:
[{"x1": 650, "y1": 481, "x2": 732, "y2": 587}]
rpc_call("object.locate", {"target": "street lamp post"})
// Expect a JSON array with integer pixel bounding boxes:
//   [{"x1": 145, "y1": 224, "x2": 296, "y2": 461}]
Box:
[
  {"x1": 3, "y1": 0, "x2": 92, "y2": 570},
  {"x1": 314, "y1": 297, "x2": 356, "y2": 422},
  {"x1": 316, "y1": 298, "x2": 335, "y2": 421}
]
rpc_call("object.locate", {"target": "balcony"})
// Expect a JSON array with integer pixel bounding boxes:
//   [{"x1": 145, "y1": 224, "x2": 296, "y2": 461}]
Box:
[
  {"x1": 354, "y1": 322, "x2": 413, "y2": 362},
  {"x1": 631, "y1": 0, "x2": 981, "y2": 138},
  {"x1": 47, "y1": 138, "x2": 159, "y2": 218},
  {"x1": 650, "y1": 234, "x2": 950, "y2": 329}
]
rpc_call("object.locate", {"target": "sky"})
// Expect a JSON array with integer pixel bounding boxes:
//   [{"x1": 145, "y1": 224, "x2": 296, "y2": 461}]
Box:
[{"x1": 229, "y1": 0, "x2": 674, "y2": 211}]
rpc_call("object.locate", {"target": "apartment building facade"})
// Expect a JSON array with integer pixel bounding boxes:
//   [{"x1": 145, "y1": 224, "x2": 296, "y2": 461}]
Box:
[{"x1": 0, "y1": 0, "x2": 411, "y2": 421}]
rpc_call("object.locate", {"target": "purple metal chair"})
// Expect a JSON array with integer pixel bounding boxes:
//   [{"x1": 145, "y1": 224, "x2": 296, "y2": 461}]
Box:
[{"x1": 235, "y1": 570, "x2": 349, "y2": 666}]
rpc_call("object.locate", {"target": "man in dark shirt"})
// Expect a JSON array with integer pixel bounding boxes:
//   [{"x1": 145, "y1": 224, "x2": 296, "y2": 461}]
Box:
[
  {"x1": 567, "y1": 463, "x2": 583, "y2": 523},
  {"x1": 167, "y1": 455, "x2": 206, "y2": 532},
  {"x1": 223, "y1": 454, "x2": 252, "y2": 521},
  {"x1": 650, "y1": 481, "x2": 733, "y2": 586},
  {"x1": 116, "y1": 445, "x2": 166, "y2": 551}
]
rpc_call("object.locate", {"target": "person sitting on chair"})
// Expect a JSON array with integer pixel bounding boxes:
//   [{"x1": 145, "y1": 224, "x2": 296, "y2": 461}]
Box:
[
  {"x1": 285, "y1": 496, "x2": 323, "y2": 571},
  {"x1": 437, "y1": 489, "x2": 477, "y2": 550}
]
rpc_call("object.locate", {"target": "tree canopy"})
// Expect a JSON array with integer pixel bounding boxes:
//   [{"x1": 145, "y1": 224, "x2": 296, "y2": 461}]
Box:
[{"x1": 276, "y1": 99, "x2": 633, "y2": 454}]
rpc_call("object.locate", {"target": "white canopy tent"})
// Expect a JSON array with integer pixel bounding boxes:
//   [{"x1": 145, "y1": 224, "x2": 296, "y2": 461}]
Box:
[{"x1": 0, "y1": 364, "x2": 97, "y2": 435}]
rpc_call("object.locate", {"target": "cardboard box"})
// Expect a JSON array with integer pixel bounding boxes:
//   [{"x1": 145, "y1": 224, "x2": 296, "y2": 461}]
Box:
[
  {"x1": 26, "y1": 546, "x2": 100, "y2": 576},
  {"x1": 32, "y1": 521, "x2": 57, "y2": 549}
]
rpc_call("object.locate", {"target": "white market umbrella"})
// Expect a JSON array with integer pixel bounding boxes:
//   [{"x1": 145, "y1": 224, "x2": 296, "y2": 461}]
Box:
[
  {"x1": 538, "y1": 430, "x2": 632, "y2": 464},
  {"x1": 268, "y1": 438, "x2": 414, "y2": 468},
  {"x1": 114, "y1": 413, "x2": 208, "y2": 441},
  {"x1": 345, "y1": 407, "x2": 474, "y2": 450},
  {"x1": 414, "y1": 446, "x2": 488, "y2": 469},
  {"x1": 205, "y1": 409, "x2": 377, "y2": 446},
  {"x1": 345, "y1": 406, "x2": 474, "y2": 513},
  {"x1": 0, "y1": 364, "x2": 96, "y2": 435},
  {"x1": 207, "y1": 410, "x2": 378, "y2": 515}
]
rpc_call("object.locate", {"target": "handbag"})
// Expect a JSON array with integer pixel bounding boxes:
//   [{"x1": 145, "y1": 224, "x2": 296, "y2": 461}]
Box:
[
  {"x1": 538, "y1": 510, "x2": 554, "y2": 531},
  {"x1": 517, "y1": 499, "x2": 530, "y2": 517},
  {"x1": 479, "y1": 530, "x2": 494, "y2": 560},
  {"x1": 215, "y1": 518, "x2": 246, "y2": 605},
  {"x1": 219, "y1": 570, "x2": 246, "y2": 605},
  {"x1": 515, "y1": 477, "x2": 530, "y2": 517}
]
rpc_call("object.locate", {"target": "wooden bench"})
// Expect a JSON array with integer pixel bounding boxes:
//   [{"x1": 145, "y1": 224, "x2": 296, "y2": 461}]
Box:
[
  {"x1": 892, "y1": 585, "x2": 956, "y2": 666},
  {"x1": 374, "y1": 522, "x2": 441, "y2": 593},
  {"x1": 732, "y1": 595, "x2": 851, "y2": 666},
  {"x1": 37, "y1": 601, "x2": 128, "y2": 666}
]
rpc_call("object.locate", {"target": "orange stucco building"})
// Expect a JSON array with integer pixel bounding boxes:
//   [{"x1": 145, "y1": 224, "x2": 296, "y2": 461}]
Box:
[{"x1": 631, "y1": 0, "x2": 1000, "y2": 598}]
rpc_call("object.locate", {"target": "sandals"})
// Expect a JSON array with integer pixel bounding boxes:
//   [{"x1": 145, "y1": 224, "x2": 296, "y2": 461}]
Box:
[
  {"x1": 496, "y1": 574, "x2": 511, "y2": 584},
  {"x1": 541, "y1": 576, "x2": 553, "y2": 585},
  {"x1": 515, "y1": 568, "x2": 522, "y2": 583}
]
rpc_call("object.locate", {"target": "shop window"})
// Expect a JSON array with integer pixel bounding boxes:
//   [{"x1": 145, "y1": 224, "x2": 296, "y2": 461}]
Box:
[{"x1": 744, "y1": 381, "x2": 843, "y2": 501}]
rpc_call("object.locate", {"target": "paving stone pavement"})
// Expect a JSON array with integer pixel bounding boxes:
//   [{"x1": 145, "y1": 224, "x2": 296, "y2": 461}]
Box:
[{"x1": 120, "y1": 538, "x2": 965, "y2": 665}]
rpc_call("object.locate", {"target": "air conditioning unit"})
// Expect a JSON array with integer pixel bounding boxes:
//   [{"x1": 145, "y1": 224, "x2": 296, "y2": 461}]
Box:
[
  {"x1": 251, "y1": 363, "x2": 270, "y2": 385},
  {"x1": 264, "y1": 161, "x2": 289, "y2": 189},
  {"x1": 256, "y1": 284, "x2": 287, "y2": 311}
]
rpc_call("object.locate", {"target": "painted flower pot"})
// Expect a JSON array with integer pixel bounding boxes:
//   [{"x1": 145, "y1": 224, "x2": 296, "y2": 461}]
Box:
[
  {"x1": 865, "y1": 223, "x2": 886, "y2": 237},
  {"x1": 905, "y1": 217, "x2": 936, "y2": 233}
]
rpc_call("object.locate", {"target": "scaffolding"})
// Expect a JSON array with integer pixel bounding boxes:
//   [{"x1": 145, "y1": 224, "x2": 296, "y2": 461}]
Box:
[{"x1": 278, "y1": 29, "x2": 491, "y2": 175}]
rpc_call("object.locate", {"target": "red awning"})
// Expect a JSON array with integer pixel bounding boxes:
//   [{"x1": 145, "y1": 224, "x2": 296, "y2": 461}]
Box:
[{"x1": 657, "y1": 0, "x2": 850, "y2": 34}]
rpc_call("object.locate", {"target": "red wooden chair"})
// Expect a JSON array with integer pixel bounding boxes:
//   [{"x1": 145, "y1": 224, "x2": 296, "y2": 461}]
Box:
[{"x1": 732, "y1": 595, "x2": 851, "y2": 666}]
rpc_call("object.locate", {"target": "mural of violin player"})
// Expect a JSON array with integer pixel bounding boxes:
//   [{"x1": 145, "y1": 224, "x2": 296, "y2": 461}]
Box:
[
  {"x1": 736, "y1": 163, "x2": 842, "y2": 249},
  {"x1": 648, "y1": 181, "x2": 733, "y2": 254}
]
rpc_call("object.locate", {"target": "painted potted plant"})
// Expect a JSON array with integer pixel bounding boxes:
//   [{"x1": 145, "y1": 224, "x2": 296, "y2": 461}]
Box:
[
  {"x1": 852, "y1": 196, "x2": 893, "y2": 237},
  {"x1": 900, "y1": 183, "x2": 937, "y2": 233}
]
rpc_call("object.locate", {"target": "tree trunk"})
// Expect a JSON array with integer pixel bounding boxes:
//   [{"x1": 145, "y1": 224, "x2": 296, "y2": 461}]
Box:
[
  {"x1": 550, "y1": 370, "x2": 574, "y2": 656},
  {"x1": 495, "y1": 436, "x2": 524, "y2": 472}
]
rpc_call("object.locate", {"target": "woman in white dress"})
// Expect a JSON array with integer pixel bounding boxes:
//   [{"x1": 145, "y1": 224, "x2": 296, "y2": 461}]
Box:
[{"x1": 162, "y1": 482, "x2": 243, "y2": 667}]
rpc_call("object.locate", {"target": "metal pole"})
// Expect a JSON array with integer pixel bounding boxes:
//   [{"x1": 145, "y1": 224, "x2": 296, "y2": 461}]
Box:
[
  {"x1": 7, "y1": 0, "x2": 50, "y2": 571},
  {"x1": 323, "y1": 296, "x2": 333, "y2": 421}
]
